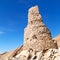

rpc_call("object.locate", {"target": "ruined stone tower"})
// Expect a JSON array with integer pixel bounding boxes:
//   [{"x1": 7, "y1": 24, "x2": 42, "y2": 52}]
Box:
[{"x1": 24, "y1": 6, "x2": 57, "y2": 51}]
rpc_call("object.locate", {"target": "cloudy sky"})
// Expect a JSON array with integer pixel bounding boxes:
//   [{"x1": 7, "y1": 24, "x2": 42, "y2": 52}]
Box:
[{"x1": 0, "y1": 0, "x2": 60, "y2": 53}]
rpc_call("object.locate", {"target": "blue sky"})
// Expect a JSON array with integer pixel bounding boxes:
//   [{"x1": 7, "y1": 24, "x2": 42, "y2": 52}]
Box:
[{"x1": 0, "y1": 0, "x2": 60, "y2": 53}]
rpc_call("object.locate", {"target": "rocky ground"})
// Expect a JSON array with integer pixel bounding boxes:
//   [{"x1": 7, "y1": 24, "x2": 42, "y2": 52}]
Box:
[{"x1": 0, "y1": 48, "x2": 60, "y2": 60}]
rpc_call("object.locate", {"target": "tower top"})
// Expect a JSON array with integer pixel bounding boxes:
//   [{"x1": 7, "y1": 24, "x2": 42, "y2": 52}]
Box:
[
  {"x1": 28, "y1": 5, "x2": 42, "y2": 22},
  {"x1": 28, "y1": 5, "x2": 39, "y2": 14}
]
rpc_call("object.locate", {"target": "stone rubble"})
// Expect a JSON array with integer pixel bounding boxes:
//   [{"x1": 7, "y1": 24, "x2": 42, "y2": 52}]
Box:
[{"x1": 11, "y1": 48, "x2": 60, "y2": 60}]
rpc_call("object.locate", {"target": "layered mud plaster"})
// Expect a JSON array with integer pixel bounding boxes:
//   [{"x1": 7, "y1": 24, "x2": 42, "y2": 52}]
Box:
[{"x1": 23, "y1": 6, "x2": 57, "y2": 51}]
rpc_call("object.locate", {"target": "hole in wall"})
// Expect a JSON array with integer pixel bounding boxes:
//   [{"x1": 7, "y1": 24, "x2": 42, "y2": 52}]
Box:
[{"x1": 32, "y1": 35, "x2": 37, "y2": 39}]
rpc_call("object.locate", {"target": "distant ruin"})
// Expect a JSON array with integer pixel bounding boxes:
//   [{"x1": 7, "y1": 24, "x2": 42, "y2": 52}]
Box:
[{"x1": 23, "y1": 6, "x2": 57, "y2": 51}]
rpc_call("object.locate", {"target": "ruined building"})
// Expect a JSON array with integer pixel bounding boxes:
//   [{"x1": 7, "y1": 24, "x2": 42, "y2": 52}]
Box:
[{"x1": 23, "y1": 6, "x2": 57, "y2": 51}]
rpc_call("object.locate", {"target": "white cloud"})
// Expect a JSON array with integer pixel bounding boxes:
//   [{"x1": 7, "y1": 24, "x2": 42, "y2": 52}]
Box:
[{"x1": 0, "y1": 31, "x2": 5, "y2": 34}]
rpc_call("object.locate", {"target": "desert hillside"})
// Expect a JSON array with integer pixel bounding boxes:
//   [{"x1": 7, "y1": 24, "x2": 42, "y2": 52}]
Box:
[{"x1": 53, "y1": 35, "x2": 60, "y2": 48}]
